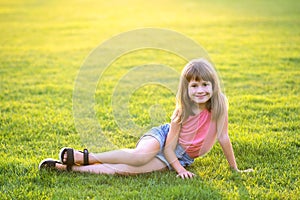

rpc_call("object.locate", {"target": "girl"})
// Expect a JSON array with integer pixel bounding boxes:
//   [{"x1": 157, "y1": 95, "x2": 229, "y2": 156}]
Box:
[{"x1": 39, "y1": 58, "x2": 253, "y2": 179}]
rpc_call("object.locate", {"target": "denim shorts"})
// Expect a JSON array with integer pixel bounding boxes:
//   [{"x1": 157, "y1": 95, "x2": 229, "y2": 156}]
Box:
[{"x1": 137, "y1": 123, "x2": 194, "y2": 170}]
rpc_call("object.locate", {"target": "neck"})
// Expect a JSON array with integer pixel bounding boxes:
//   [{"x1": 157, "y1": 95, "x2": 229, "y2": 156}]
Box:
[{"x1": 191, "y1": 103, "x2": 206, "y2": 115}]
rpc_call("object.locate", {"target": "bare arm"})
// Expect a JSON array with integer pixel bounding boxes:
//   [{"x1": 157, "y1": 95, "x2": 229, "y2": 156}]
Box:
[
  {"x1": 218, "y1": 115, "x2": 254, "y2": 173},
  {"x1": 164, "y1": 109, "x2": 195, "y2": 179},
  {"x1": 218, "y1": 133, "x2": 237, "y2": 169},
  {"x1": 163, "y1": 121, "x2": 186, "y2": 173}
]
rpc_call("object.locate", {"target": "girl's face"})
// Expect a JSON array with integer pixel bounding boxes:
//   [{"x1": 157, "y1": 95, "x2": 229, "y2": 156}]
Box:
[{"x1": 188, "y1": 79, "x2": 213, "y2": 107}]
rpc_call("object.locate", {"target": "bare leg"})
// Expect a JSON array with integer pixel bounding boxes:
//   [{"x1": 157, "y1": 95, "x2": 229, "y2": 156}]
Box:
[
  {"x1": 56, "y1": 157, "x2": 167, "y2": 175},
  {"x1": 64, "y1": 136, "x2": 160, "y2": 166}
]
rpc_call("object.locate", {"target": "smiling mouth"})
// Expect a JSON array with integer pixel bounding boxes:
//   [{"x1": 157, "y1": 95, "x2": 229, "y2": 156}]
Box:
[{"x1": 195, "y1": 94, "x2": 207, "y2": 98}]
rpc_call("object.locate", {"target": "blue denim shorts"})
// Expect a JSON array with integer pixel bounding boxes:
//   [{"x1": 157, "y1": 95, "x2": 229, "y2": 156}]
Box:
[{"x1": 138, "y1": 123, "x2": 194, "y2": 170}]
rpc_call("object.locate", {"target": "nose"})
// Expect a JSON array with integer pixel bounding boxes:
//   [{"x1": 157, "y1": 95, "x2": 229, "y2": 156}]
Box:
[{"x1": 196, "y1": 86, "x2": 205, "y2": 93}]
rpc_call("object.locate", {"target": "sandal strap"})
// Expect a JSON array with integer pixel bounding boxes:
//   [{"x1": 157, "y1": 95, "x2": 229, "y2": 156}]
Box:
[
  {"x1": 65, "y1": 148, "x2": 74, "y2": 171},
  {"x1": 66, "y1": 164, "x2": 72, "y2": 171},
  {"x1": 83, "y1": 149, "x2": 89, "y2": 165},
  {"x1": 39, "y1": 159, "x2": 61, "y2": 171}
]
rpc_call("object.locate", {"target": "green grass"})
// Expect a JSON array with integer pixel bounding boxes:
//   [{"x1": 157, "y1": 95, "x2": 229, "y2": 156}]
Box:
[{"x1": 1, "y1": 0, "x2": 299, "y2": 199}]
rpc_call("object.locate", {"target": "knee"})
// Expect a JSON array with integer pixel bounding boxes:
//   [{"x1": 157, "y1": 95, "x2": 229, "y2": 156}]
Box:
[
  {"x1": 130, "y1": 150, "x2": 153, "y2": 166},
  {"x1": 131, "y1": 155, "x2": 151, "y2": 166}
]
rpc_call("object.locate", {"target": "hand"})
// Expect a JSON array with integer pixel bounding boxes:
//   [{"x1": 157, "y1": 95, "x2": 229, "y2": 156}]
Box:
[
  {"x1": 231, "y1": 167, "x2": 254, "y2": 173},
  {"x1": 176, "y1": 170, "x2": 196, "y2": 179},
  {"x1": 238, "y1": 168, "x2": 254, "y2": 173}
]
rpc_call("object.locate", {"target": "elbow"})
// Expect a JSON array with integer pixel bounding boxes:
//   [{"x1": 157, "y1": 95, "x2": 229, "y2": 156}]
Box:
[{"x1": 218, "y1": 134, "x2": 230, "y2": 144}]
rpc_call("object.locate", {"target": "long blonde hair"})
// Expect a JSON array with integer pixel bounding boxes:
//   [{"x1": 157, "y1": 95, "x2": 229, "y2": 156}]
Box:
[{"x1": 174, "y1": 58, "x2": 228, "y2": 133}]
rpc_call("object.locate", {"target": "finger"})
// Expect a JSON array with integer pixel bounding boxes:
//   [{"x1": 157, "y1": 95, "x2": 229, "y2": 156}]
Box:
[
  {"x1": 181, "y1": 173, "x2": 189, "y2": 179},
  {"x1": 181, "y1": 174, "x2": 187, "y2": 179},
  {"x1": 177, "y1": 172, "x2": 195, "y2": 179},
  {"x1": 244, "y1": 168, "x2": 254, "y2": 172},
  {"x1": 239, "y1": 168, "x2": 254, "y2": 173},
  {"x1": 177, "y1": 174, "x2": 185, "y2": 179},
  {"x1": 185, "y1": 172, "x2": 192, "y2": 179},
  {"x1": 189, "y1": 173, "x2": 195, "y2": 179},
  {"x1": 186, "y1": 173, "x2": 192, "y2": 179},
  {"x1": 180, "y1": 174, "x2": 185, "y2": 179}
]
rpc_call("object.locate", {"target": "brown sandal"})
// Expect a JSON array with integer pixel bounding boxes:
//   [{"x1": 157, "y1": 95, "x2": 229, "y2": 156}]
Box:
[
  {"x1": 39, "y1": 158, "x2": 61, "y2": 171},
  {"x1": 59, "y1": 147, "x2": 89, "y2": 171}
]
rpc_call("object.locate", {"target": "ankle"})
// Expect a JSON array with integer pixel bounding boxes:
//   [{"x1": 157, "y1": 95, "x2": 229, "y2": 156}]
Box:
[{"x1": 89, "y1": 153, "x2": 102, "y2": 164}]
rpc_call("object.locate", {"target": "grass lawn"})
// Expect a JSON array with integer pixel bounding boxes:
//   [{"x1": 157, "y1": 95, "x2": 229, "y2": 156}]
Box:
[{"x1": 1, "y1": 0, "x2": 299, "y2": 199}]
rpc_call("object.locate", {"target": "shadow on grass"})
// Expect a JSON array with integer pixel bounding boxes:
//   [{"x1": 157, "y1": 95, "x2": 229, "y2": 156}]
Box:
[
  {"x1": 36, "y1": 169, "x2": 223, "y2": 199},
  {"x1": 1, "y1": 160, "x2": 256, "y2": 199}
]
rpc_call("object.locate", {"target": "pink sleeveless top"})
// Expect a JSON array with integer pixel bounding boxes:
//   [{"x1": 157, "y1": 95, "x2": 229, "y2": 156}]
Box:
[{"x1": 178, "y1": 109, "x2": 221, "y2": 158}]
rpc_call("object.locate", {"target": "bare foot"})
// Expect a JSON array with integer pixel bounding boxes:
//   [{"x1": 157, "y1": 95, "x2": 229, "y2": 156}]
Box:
[
  {"x1": 55, "y1": 163, "x2": 67, "y2": 170},
  {"x1": 62, "y1": 149, "x2": 85, "y2": 165}
]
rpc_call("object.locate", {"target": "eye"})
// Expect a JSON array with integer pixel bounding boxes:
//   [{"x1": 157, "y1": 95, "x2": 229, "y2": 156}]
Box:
[{"x1": 202, "y1": 82, "x2": 209, "y2": 87}]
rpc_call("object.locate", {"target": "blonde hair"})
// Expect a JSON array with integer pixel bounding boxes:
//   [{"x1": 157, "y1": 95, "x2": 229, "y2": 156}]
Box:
[{"x1": 174, "y1": 58, "x2": 228, "y2": 131}]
